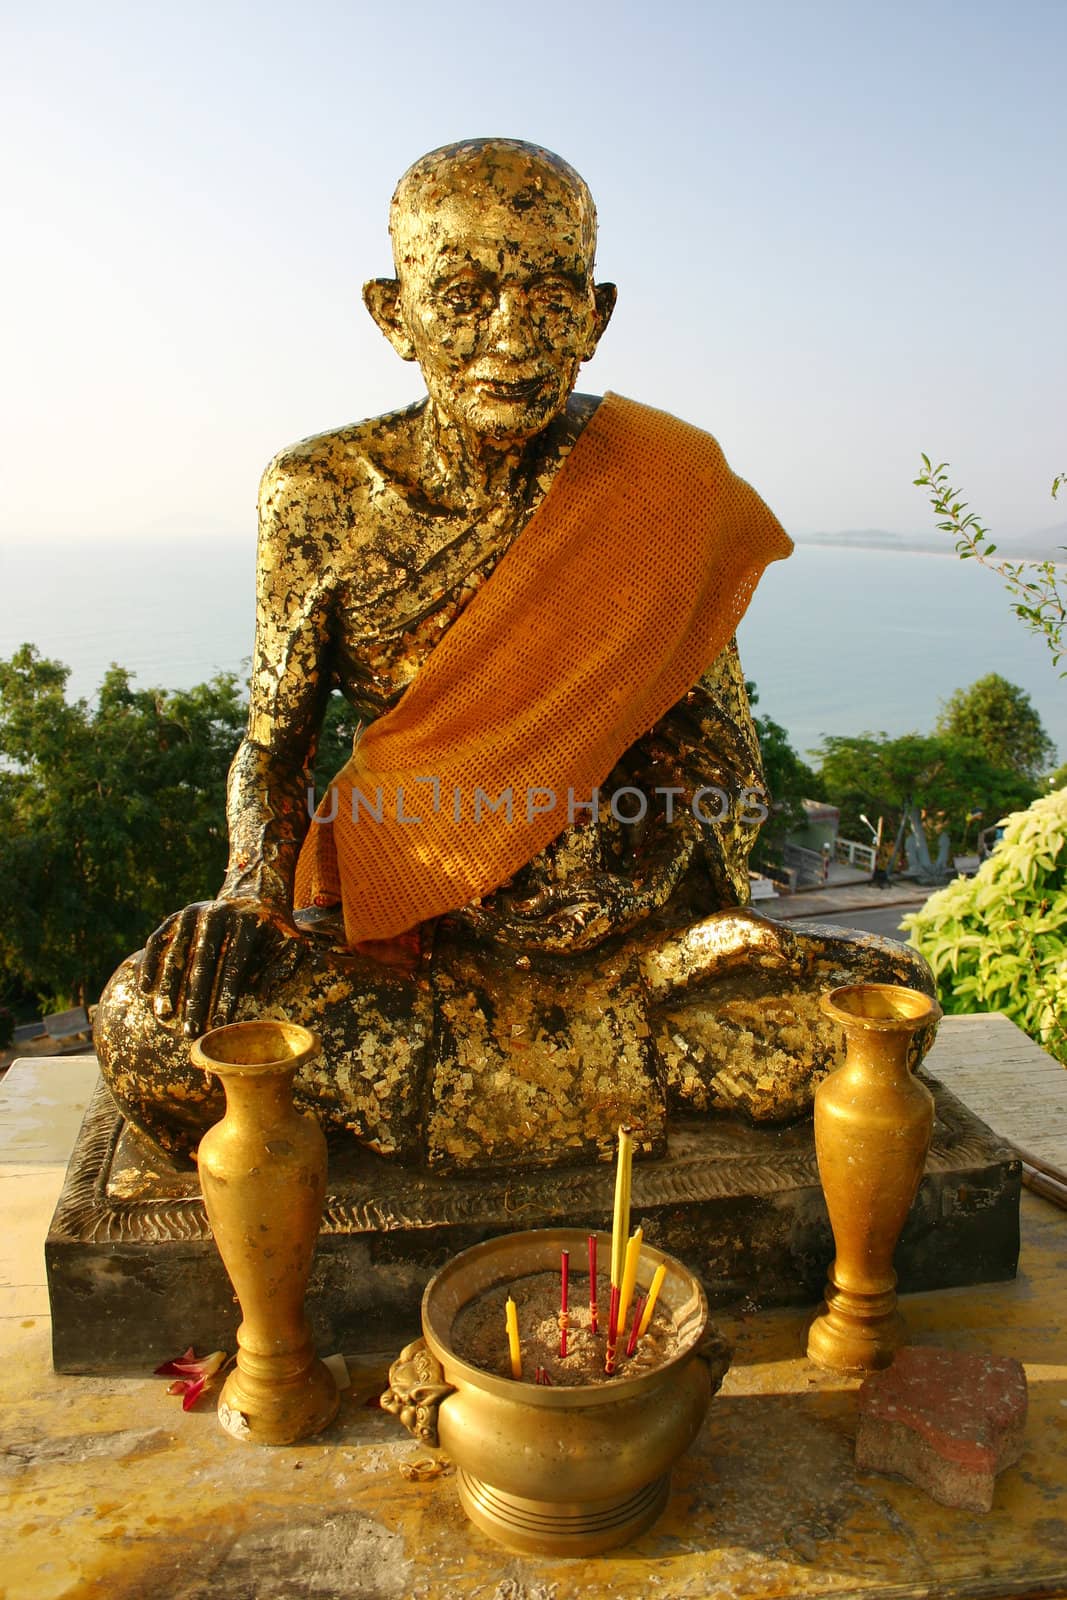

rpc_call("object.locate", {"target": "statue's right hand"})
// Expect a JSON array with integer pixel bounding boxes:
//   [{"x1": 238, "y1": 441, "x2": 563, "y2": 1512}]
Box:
[{"x1": 140, "y1": 897, "x2": 299, "y2": 1040}]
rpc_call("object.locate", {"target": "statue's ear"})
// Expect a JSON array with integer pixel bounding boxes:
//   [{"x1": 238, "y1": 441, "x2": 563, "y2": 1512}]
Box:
[
  {"x1": 585, "y1": 281, "x2": 618, "y2": 359},
  {"x1": 363, "y1": 278, "x2": 417, "y2": 362}
]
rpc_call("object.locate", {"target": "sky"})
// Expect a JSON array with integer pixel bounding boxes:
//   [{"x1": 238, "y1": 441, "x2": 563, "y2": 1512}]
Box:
[{"x1": 2, "y1": 0, "x2": 1065, "y2": 547}]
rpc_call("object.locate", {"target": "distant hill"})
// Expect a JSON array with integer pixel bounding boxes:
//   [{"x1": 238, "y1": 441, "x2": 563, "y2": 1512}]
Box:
[{"x1": 796, "y1": 522, "x2": 1067, "y2": 563}]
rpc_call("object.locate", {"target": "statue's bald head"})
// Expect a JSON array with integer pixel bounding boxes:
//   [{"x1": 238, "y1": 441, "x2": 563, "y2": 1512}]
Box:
[
  {"x1": 389, "y1": 138, "x2": 598, "y2": 277},
  {"x1": 366, "y1": 137, "x2": 614, "y2": 442}
]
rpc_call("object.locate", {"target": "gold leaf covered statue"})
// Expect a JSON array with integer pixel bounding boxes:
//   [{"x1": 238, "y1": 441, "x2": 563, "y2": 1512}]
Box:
[{"x1": 95, "y1": 138, "x2": 933, "y2": 1170}]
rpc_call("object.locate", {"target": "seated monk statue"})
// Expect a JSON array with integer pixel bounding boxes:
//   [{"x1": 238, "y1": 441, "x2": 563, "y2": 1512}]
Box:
[{"x1": 95, "y1": 137, "x2": 934, "y2": 1171}]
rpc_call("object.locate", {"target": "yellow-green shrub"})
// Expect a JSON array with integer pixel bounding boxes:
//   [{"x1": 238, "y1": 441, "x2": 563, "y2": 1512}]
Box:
[{"x1": 903, "y1": 788, "x2": 1067, "y2": 1064}]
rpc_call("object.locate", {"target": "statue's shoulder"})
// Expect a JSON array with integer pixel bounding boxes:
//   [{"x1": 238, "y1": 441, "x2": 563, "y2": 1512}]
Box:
[
  {"x1": 258, "y1": 403, "x2": 424, "y2": 514},
  {"x1": 600, "y1": 393, "x2": 724, "y2": 450}
]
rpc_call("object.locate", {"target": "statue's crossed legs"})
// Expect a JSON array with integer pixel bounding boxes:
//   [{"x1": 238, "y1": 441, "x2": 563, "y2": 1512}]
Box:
[{"x1": 95, "y1": 908, "x2": 935, "y2": 1170}]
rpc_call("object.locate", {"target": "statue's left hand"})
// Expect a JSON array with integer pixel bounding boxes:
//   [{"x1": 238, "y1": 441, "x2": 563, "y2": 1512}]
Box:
[
  {"x1": 139, "y1": 896, "x2": 304, "y2": 1040},
  {"x1": 457, "y1": 857, "x2": 688, "y2": 954},
  {"x1": 503, "y1": 873, "x2": 638, "y2": 951}
]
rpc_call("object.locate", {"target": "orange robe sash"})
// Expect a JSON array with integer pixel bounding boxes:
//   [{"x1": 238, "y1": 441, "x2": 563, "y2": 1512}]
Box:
[{"x1": 294, "y1": 393, "x2": 792, "y2": 944}]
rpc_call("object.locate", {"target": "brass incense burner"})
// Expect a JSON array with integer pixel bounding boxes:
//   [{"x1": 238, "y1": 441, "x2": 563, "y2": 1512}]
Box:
[{"x1": 382, "y1": 1228, "x2": 731, "y2": 1556}]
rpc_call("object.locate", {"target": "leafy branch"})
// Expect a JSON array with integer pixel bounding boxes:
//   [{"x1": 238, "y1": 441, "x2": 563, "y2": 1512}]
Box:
[{"x1": 914, "y1": 456, "x2": 1067, "y2": 677}]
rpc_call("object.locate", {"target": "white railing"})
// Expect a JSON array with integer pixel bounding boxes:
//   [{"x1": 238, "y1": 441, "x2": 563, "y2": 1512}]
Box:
[{"x1": 836, "y1": 837, "x2": 877, "y2": 873}]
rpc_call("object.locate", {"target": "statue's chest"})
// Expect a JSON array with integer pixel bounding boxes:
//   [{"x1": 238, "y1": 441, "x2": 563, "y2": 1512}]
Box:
[{"x1": 331, "y1": 502, "x2": 521, "y2": 711}]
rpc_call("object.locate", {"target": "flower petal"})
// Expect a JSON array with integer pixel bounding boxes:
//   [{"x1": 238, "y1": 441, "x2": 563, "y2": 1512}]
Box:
[
  {"x1": 157, "y1": 1348, "x2": 228, "y2": 1378},
  {"x1": 154, "y1": 1345, "x2": 197, "y2": 1376},
  {"x1": 180, "y1": 1376, "x2": 208, "y2": 1412},
  {"x1": 176, "y1": 1350, "x2": 227, "y2": 1379}
]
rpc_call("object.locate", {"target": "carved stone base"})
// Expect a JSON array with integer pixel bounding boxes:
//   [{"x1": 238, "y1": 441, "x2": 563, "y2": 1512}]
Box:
[{"x1": 46, "y1": 1074, "x2": 1020, "y2": 1374}]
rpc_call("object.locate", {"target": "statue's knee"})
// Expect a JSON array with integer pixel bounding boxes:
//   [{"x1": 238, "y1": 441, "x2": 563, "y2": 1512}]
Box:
[
  {"x1": 654, "y1": 917, "x2": 939, "y2": 1124},
  {"x1": 778, "y1": 922, "x2": 938, "y2": 1071},
  {"x1": 783, "y1": 919, "x2": 934, "y2": 992},
  {"x1": 640, "y1": 906, "x2": 800, "y2": 1000},
  {"x1": 95, "y1": 952, "x2": 221, "y2": 1162},
  {"x1": 94, "y1": 953, "x2": 144, "y2": 1083}
]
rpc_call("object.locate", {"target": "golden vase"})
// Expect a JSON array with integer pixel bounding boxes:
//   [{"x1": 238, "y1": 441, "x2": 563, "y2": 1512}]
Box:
[
  {"x1": 807, "y1": 983, "x2": 941, "y2": 1374},
  {"x1": 191, "y1": 1020, "x2": 338, "y2": 1445},
  {"x1": 382, "y1": 1228, "x2": 731, "y2": 1557}
]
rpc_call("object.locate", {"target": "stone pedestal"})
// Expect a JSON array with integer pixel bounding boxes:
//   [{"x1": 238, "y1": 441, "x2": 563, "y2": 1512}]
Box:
[{"x1": 46, "y1": 1072, "x2": 1020, "y2": 1374}]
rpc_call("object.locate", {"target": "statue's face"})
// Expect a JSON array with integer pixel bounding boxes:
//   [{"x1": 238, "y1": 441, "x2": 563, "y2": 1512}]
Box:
[{"x1": 382, "y1": 175, "x2": 613, "y2": 444}]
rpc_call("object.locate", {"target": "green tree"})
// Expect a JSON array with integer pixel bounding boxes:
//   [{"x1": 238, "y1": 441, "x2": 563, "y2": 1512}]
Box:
[
  {"x1": 0, "y1": 645, "x2": 247, "y2": 1007},
  {"x1": 814, "y1": 730, "x2": 1034, "y2": 859},
  {"x1": 936, "y1": 674, "x2": 1054, "y2": 782},
  {"x1": 904, "y1": 787, "x2": 1067, "y2": 1065},
  {"x1": 746, "y1": 682, "x2": 821, "y2": 867}
]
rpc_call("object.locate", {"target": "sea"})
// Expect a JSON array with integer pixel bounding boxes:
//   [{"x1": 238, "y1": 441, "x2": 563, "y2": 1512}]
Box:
[{"x1": 1, "y1": 537, "x2": 1063, "y2": 767}]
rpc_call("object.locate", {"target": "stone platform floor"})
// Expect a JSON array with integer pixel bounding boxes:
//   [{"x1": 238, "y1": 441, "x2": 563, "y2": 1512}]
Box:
[{"x1": 4, "y1": 1029, "x2": 1067, "y2": 1599}]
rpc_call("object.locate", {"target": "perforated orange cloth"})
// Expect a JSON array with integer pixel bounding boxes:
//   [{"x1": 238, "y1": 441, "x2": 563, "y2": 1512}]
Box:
[{"x1": 294, "y1": 393, "x2": 792, "y2": 943}]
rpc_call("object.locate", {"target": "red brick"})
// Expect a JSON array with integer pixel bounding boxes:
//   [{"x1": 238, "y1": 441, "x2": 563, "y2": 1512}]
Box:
[{"x1": 855, "y1": 1346, "x2": 1027, "y2": 1512}]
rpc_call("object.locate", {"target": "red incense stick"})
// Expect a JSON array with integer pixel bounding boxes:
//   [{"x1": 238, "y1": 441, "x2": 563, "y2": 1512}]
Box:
[
  {"x1": 604, "y1": 1283, "x2": 621, "y2": 1375},
  {"x1": 560, "y1": 1249, "x2": 570, "y2": 1359},
  {"x1": 625, "y1": 1291, "x2": 648, "y2": 1358},
  {"x1": 588, "y1": 1234, "x2": 599, "y2": 1335}
]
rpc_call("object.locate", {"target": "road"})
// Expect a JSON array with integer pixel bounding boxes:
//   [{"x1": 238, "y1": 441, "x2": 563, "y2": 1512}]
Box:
[{"x1": 797, "y1": 904, "x2": 922, "y2": 939}]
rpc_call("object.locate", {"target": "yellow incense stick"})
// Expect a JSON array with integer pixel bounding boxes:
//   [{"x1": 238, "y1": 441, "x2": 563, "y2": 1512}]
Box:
[
  {"x1": 610, "y1": 1125, "x2": 633, "y2": 1289},
  {"x1": 617, "y1": 1226, "x2": 643, "y2": 1341},
  {"x1": 637, "y1": 1262, "x2": 667, "y2": 1338},
  {"x1": 505, "y1": 1296, "x2": 521, "y2": 1380}
]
